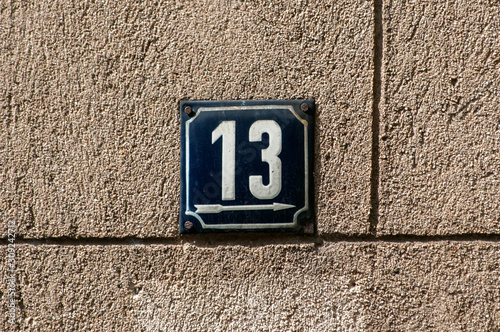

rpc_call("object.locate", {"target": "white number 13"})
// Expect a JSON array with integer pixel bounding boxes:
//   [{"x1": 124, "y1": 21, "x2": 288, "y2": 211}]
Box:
[{"x1": 212, "y1": 120, "x2": 282, "y2": 201}]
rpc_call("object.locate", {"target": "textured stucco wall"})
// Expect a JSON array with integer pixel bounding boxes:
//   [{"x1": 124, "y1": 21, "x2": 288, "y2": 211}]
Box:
[
  {"x1": 1, "y1": 0, "x2": 373, "y2": 238},
  {"x1": 1, "y1": 243, "x2": 499, "y2": 330},
  {"x1": 379, "y1": 0, "x2": 500, "y2": 235},
  {"x1": 1, "y1": 0, "x2": 499, "y2": 331}
]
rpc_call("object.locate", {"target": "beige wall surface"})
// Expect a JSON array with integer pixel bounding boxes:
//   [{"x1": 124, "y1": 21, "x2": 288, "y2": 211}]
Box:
[
  {"x1": 379, "y1": 0, "x2": 500, "y2": 235},
  {"x1": 0, "y1": 0, "x2": 372, "y2": 238},
  {"x1": 1, "y1": 0, "x2": 499, "y2": 331},
  {"x1": 1, "y1": 243, "x2": 499, "y2": 331}
]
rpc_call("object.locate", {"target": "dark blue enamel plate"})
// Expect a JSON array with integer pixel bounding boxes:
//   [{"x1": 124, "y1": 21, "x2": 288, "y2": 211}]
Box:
[{"x1": 180, "y1": 100, "x2": 314, "y2": 233}]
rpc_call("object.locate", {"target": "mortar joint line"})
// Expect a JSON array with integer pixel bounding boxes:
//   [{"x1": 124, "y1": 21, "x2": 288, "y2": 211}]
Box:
[
  {"x1": 368, "y1": 0, "x2": 384, "y2": 235},
  {"x1": 1, "y1": 234, "x2": 499, "y2": 247}
]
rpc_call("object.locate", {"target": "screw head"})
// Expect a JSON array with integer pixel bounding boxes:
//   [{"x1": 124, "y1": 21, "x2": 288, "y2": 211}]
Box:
[
  {"x1": 184, "y1": 221, "x2": 194, "y2": 231},
  {"x1": 300, "y1": 102, "x2": 309, "y2": 112},
  {"x1": 184, "y1": 106, "x2": 193, "y2": 116}
]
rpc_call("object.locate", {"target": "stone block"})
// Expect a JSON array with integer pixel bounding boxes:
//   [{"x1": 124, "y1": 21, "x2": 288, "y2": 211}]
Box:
[
  {"x1": 1, "y1": 242, "x2": 498, "y2": 330},
  {"x1": 379, "y1": 0, "x2": 500, "y2": 234},
  {"x1": 0, "y1": 0, "x2": 374, "y2": 238}
]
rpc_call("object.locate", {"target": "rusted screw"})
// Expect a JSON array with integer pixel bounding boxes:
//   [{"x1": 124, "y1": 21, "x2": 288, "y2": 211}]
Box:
[
  {"x1": 184, "y1": 221, "x2": 194, "y2": 231},
  {"x1": 184, "y1": 106, "x2": 193, "y2": 115},
  {"x1": 300, "y1": 102, "x2": 309, "y2": 112}
]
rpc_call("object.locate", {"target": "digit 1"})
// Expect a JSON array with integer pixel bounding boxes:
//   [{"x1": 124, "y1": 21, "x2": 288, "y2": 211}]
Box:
[{"x1": 212, "y1": 121, "x2": 236, "y2": 200}]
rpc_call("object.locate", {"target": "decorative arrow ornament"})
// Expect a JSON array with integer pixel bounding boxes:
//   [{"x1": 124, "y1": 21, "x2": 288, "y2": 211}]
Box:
[{"x1": 195, "y1": 203, "x2": 296, "y2": 214}]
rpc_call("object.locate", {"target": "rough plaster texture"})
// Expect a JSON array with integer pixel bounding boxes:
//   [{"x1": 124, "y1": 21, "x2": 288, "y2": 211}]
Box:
[
  {"x1": 379, "y1": 0, "x2": 500, "y2": 235},
  {"x1": 0, "y1": 0, "x2": 373, "y2": 238},
  {"x1": 1, "y1": 242, "x2": 499, "y2": 331},
  {"x1": 2, "y1": 0, "x2": 500, "y2": 330}
]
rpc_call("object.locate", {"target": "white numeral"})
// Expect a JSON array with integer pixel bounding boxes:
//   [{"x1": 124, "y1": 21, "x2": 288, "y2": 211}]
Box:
[
  {"x1": 212, "y1": 121, "x2": 236, "y2": 200},
  {"x1": 249, "y1": 120, "x2": 282, "y2": 199},
  {"x1": 212, "y1": 120, "x2": 282, "y2": 200}
]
